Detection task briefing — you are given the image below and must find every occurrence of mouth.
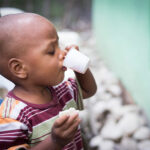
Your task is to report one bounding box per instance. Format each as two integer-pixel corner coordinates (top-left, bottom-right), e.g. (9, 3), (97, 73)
(62, 66), (67, 71)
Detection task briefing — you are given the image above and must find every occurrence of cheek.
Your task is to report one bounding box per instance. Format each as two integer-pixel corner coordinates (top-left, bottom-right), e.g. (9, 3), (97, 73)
(27, 55), (61, 78)
(45, 60), (61, 78)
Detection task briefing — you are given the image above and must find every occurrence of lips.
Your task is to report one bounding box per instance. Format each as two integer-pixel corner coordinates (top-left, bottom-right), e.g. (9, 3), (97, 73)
(62, 66), (67, 71)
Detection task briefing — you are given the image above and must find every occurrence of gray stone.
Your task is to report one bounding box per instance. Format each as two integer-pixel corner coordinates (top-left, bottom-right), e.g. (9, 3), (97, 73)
(111, 105), (141, 121)
(106, 84), (122, 96)
(117, 113), (144, 136)
(138, 140), (150, 150)
(121, 137), (138, 150)
(79, 110), (89, 126)
(133, 126), (150, 141)
(101, 119), (123, 140)
(89, 135), (102, 148)
(121, 105), (141, 116)
(99, 140), (115, 150)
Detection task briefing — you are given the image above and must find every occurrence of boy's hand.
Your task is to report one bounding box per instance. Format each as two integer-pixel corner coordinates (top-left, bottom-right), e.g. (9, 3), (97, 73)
(51, 112), (80, 148)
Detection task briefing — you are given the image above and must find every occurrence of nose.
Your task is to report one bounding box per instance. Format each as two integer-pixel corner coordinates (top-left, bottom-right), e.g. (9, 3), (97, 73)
(58, 49), (67, 60)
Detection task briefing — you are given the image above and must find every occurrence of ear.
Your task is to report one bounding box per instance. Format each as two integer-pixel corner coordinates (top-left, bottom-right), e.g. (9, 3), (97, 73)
(8, 58), (28, 79)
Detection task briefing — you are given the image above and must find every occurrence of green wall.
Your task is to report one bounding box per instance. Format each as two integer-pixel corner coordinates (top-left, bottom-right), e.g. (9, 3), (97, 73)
(93, 0), (150, 116)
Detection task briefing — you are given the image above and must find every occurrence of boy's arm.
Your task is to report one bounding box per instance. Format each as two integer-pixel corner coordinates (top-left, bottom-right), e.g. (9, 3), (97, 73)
(75, 69), (97, 99)
(29, 113), (80, 150)
(65, 45), (97, 99)
(28, 135), (62, 150)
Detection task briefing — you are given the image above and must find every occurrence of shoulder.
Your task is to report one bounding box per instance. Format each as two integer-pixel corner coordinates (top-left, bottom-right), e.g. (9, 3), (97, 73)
(0, 96), (29, 136)
(52, 78), (79, 104)
(0, 95), (28, 120)
(53, 78), (78, 91)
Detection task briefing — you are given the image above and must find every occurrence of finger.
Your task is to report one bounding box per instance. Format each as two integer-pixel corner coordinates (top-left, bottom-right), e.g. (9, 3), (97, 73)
(63, 118), (81, 137)
(67, 112), (79, 125)
(64, 49), (68, 55)
(55, 112), (79, 131)
(54, 115), (69, 127)
(65, 46), (70, 51)
(74, 45), (79, 50)
(70, 111), (79, 119)
(65, 45), (79, 51)
(65, 115), (80, 131)
(59, 49), (68, 60)
(70, 118), (81, 133)
(64, 113), (79, 129)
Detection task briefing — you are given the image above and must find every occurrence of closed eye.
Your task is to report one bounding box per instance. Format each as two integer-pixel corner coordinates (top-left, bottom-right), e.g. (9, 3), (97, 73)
(47, 49), (55, 55)
(48, 51), (55, 55)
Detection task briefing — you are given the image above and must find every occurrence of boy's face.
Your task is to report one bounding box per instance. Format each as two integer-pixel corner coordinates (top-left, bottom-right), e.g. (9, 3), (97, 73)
(20, 17), (66, 86)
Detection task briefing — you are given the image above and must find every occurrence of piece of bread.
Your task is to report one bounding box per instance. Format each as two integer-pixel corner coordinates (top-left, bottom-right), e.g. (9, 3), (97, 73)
(59, 108), (79, 117)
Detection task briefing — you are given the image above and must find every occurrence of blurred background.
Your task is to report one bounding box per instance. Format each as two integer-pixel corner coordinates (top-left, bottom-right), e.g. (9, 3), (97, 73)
(0, 0), (150, 150)
(0, 0), (92, 31)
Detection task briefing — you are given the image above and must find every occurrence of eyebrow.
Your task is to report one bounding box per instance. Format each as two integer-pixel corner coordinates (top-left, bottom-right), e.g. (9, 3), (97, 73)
(46, 36), (58, 50)
(51, 36), (59, 43)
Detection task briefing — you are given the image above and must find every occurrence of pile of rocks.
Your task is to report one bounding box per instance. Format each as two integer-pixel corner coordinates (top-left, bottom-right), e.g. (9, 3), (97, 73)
(58, 30), (150, 150)
(79, 32), (150, 150)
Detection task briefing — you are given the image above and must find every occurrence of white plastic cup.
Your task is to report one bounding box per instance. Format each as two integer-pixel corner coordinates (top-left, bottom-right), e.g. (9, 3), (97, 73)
(63, 48), (90, 74)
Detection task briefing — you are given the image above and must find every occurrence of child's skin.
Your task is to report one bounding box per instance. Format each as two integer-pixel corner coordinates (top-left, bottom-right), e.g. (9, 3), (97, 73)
(0, 13), (97, 150)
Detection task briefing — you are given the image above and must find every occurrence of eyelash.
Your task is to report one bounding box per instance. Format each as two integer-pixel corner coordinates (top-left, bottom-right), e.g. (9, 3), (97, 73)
(48, 49), (55, 55)
(48, 43), (58, 55)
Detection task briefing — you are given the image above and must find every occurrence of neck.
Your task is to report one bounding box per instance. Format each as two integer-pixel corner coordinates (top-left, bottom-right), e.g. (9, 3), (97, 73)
(12, 85), (53, 104)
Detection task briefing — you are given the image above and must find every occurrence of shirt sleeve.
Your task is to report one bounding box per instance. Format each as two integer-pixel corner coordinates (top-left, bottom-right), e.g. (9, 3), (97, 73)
(67, 78), (79, 102)
(0, 118), (30, 150)
(68, 78), (84, 110)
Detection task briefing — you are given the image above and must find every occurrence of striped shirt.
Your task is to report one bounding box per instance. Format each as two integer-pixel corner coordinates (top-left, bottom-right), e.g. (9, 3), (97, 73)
(0, 78), (83, 150)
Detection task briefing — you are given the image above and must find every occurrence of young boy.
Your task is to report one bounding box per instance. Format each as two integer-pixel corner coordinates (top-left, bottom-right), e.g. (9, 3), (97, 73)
(0, 13), (97, 150)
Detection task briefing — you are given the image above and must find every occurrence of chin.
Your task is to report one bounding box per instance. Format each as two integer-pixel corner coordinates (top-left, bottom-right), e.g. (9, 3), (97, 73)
(55, 75), (65, 85)
(59, 76), (65, 83)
